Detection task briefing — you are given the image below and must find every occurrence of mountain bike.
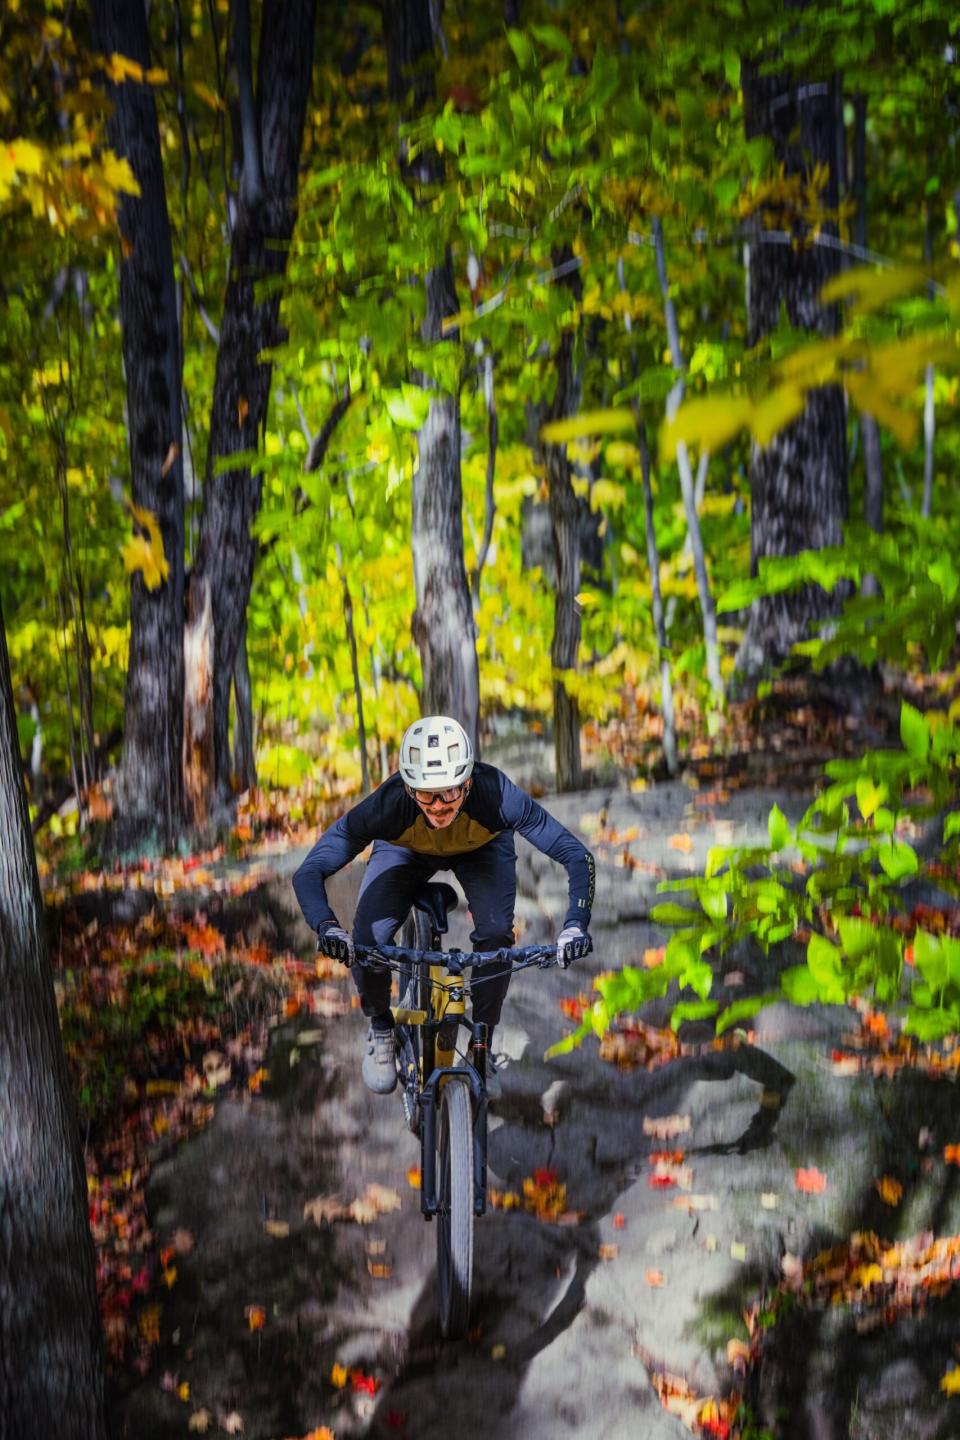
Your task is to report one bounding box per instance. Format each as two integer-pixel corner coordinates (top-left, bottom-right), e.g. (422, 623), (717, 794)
(352, 881), (556, 1339)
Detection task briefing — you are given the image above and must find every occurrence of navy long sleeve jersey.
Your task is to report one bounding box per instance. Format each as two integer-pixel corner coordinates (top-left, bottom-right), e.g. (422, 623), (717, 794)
(292, 762), (595, 932)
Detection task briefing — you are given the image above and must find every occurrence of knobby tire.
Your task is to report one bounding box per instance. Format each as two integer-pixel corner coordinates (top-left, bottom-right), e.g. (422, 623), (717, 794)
(437, 1077), (474, 1339)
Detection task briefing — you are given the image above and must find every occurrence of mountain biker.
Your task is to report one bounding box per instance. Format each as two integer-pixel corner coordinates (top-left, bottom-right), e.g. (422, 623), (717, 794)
(292, 714), (595, 1099)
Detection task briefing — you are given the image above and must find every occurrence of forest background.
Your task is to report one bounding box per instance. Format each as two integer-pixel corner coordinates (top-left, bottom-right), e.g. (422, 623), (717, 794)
(4, 0), (960, 1434)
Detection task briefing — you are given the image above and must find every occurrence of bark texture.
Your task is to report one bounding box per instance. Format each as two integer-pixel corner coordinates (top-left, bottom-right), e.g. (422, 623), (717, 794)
(90, 0), (185, 844)
(183, 573), (214, 829)
(412, 255), (480, 746)
(543, 254), (584, 792)
(739, 63), (848, 675)
(0, 600), (108, 1439)
(384, 0), (480, 750)
(194, 0), (317, 803)
(852, 92), (883, 593)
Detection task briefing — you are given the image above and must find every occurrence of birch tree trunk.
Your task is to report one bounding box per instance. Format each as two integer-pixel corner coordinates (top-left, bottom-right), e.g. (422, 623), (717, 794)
(384, 0), (480, 750)
(652, 218), (723, 703)
(0, 598), (108, 1439)
(90, 0), (185, 846)
(194, 0), (317, 807)
(738, 62), (848, 676)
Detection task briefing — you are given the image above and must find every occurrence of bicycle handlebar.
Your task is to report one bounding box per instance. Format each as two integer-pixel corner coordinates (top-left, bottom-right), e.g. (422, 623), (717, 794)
(352, 941), (559, 975)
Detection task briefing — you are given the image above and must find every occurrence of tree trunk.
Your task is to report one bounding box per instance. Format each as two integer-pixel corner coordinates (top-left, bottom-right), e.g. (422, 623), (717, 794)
(852, 92), (883, 600)
(412, 255), (480, 746)
(90, 0), (185, 845)
(653, 217), (723, 703)
(738, 63), (848, 676)
(232, 616), (256, 793)
(0, 598), (108, 1439)
(638, 423), (678, 777)
(183, 573), (214, 830)
(194, 0), (317, 808)
(384, 0), (480, 750)
(543, 254), (584, 792)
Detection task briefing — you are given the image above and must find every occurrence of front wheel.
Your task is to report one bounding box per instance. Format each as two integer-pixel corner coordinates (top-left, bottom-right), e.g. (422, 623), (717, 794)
(436, 1078), (474, 1339)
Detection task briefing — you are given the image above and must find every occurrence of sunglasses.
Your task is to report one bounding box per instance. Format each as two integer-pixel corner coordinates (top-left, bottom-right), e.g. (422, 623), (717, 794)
(407, 783), (467, 807)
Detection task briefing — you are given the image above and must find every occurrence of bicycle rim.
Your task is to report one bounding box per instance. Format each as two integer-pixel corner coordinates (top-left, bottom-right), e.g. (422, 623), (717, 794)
(436, 1078), (474, 1339)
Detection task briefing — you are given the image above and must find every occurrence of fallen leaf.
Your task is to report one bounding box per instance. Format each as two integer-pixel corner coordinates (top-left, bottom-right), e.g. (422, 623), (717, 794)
(613, 1212), (626, 1229)
(669, 832), (694, 853)
(221, 1414), (244, 1436)
(643, 946), (666, 969)
(644, 1268), (665, 1287)
(178, 1382), (190, 1402)
(598, 1243), (619, 1262)
(876, 1176), (903, 1206)
(188, 1410), (211, 1434)
(727, 1338), (751, 1369)
(643, 1114), (691, 1140)
(406, 1166), (422, 1189)
(330, 1363), (349, 1390)
(244, 1305), (266, 1332)
(795, 1166), (827, 1194)
(781, 1253), (804, 1290)
(730, 1241), (747, 1262)
(941, 1367), (960, 1396)
(263, 1220), (290, 1238)
(491, 1344), (506, 1361)
(760, 1192), (778, 1209)
(945, 1145), (960, 1166)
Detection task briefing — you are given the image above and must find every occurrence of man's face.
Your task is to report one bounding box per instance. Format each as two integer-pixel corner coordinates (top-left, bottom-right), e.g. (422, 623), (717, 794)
(409, 780), (471, 829)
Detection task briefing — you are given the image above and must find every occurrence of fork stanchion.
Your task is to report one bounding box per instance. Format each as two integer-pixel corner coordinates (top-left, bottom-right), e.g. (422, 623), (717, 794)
(470, 1020), (489, 1216)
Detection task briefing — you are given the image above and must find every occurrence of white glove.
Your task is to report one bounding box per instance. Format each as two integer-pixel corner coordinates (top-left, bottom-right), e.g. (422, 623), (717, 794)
(556, 924), (591, 969)
(318, 922), (355, 965)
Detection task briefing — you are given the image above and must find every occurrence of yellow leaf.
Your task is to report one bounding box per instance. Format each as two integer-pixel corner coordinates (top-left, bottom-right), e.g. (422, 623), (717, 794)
(750, 384), (806, 447)
(820, 262), (926, 315)
(604, 440), (640, 468)
(192, 82), (225, 111)
(845, 373), (919, 450)
(774, 334), (853, 388)
(330, 1362), (350, 1389)
(660, 393), (752, 457)
(188, 1410), (212, 1434)
(540, 408), (636, 444)
(941, 1367), (960, 1396)
(99, 149), (141, 198)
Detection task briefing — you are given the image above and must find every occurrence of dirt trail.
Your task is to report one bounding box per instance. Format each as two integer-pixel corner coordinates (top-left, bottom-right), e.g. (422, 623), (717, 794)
(113, 777), (960, 1440)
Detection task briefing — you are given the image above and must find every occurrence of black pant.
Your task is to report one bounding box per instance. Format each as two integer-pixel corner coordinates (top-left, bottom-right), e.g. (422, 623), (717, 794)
(350, 832), (517, 1030)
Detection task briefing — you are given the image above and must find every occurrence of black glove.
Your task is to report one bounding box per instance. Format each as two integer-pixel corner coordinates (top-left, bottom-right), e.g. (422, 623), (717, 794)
(556, 924), (592, 969)
(317, 921), (355, 965)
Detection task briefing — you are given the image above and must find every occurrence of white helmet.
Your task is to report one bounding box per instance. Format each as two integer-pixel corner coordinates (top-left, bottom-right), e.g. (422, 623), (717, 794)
(399, 715), (474, 789)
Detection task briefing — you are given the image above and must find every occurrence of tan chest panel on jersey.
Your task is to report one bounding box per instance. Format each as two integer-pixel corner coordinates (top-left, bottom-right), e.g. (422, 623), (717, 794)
(393, 811), (501, 857)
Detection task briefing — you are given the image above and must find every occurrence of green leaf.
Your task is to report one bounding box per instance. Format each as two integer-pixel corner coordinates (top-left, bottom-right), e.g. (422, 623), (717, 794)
(807, 932), (842, 986)
(529, 22), (572, 55)
(855, 776), (887, 820)
(670, 999), (720, 1032)
(904, 1006), (960, 1042)
(900, 701), (930, 761)
(698, 881), (727, 923)
(781, 964), (820, 1005)
(877, 840), (918, 881)
(945, 813), (960, 842)
(715, 992), (778, 1036)
(506, 28), (536, 70)
(913, 929), (947, 989)
(678, 952), (714, 999)
(383, 383), (431, 430)
(767, 803), (791, 851)
(837, 915), (878, 961)
(651, 901), (698, 925)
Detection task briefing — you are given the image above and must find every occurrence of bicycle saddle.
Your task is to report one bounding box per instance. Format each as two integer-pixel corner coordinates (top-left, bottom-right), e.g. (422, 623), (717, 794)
(412, 881), (459, 935)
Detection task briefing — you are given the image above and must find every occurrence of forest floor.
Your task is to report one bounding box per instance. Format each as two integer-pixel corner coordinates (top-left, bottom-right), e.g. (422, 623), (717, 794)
(51, 729), (960, 1440)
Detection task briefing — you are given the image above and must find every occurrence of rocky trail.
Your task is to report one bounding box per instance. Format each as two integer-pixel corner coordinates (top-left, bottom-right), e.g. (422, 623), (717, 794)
(108, 772), (960, 1440)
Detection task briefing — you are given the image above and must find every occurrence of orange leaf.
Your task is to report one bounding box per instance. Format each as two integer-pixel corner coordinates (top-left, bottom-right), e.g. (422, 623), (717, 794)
(669, 832), (694, 853)
(244, 1304), (266, 1332)
(237, 395), (249, 429)
(160, 441), (180, 478)
(643, 946), (666, 969)
(644, 1268), (665, 1287)
(875, 1176), (903, 1206)
(795, 1166), (827, 1194)
(944, 1144), (960, 1166)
